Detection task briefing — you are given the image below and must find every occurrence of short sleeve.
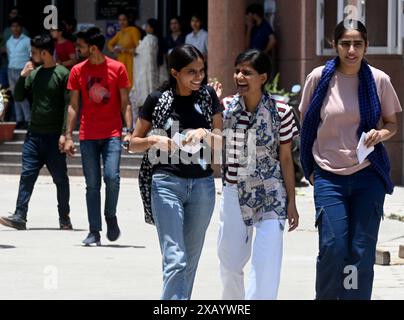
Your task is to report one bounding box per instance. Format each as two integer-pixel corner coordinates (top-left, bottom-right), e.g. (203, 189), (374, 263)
(25, 37), (31, 57)
(298, 67), (323, 117)
(278, 104), (299, 144)
(67, 66), (81, 91)
(118, 63), (131, 89)
(185, 33), (192, 45)
(380, 76), (402, 118)
(203, 32), (208, 55)
(139, 92), (160, 122)
(207, 86), (224, 115)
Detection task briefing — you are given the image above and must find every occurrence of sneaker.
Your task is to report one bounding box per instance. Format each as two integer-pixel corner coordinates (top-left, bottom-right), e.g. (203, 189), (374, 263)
(0, 214), (27, 230)
(82, 231), (101, 247)
(106, 216), (121, 242)
(59, 215), (73, 230)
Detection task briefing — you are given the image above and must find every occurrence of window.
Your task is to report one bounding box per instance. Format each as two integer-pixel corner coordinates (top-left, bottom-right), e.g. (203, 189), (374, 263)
(317, 0), (403, 55)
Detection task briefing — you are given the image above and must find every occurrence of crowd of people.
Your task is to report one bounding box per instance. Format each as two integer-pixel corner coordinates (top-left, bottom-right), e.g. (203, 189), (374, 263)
(0, 4), (402, 302)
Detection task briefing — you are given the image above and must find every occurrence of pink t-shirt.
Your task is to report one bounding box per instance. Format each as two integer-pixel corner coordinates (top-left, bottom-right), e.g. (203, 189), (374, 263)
(299, 66), (402, 175)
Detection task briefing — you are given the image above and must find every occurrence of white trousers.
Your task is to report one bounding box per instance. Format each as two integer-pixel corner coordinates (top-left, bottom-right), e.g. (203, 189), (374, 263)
(217, 185), (284, 300)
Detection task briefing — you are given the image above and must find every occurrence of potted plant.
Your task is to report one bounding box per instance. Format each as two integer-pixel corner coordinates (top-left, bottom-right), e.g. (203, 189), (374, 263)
(0, 86), (16, 142)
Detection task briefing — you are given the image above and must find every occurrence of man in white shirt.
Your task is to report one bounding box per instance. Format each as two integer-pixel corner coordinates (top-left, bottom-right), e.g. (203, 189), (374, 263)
(185, 14), (208, 59)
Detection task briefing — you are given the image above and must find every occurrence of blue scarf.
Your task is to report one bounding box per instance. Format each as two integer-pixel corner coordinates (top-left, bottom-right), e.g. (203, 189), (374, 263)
(300, 57), (393, 194)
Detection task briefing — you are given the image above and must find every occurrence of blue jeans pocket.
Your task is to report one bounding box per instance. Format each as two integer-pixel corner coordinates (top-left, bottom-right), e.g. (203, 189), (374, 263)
(151, 172), (179, 191)
(152, 172), (173, 181)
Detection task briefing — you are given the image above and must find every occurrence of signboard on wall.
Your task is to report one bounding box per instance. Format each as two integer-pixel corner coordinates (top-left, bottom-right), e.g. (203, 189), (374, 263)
(106, 22), (121, 39)
(96, 0), (139, 20)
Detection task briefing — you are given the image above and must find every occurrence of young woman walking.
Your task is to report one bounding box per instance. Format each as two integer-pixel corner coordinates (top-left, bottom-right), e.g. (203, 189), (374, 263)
(218, 49), (299, 300)
(300, 21), (402, 300)
(130, 44), (223, 300)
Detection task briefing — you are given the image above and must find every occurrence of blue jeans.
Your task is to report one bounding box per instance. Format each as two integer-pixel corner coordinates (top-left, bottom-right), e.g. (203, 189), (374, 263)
(313, 166), (386, 300)
(80, 137), (121, 232)
(15, 132), (70, 220)
(151, 172), (216, 300)
(8, 68), (30, 123)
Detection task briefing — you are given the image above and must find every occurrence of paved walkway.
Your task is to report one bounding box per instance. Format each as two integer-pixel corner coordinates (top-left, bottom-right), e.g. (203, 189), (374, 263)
(0, 175), (403, 300)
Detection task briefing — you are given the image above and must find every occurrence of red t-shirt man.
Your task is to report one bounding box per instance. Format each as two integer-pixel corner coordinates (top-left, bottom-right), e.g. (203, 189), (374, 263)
(67, 56), (130, 141)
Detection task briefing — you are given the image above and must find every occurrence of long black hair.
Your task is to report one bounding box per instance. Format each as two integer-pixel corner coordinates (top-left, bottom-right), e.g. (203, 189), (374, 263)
(160, 44), (206, 91)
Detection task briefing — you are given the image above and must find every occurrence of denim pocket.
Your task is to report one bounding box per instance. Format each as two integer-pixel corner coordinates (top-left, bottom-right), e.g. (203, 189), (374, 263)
(364, 203), (384, 241)
(152, 173), (172, 180)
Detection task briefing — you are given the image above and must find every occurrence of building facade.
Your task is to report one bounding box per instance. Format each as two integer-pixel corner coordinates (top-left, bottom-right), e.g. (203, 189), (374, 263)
(1, 0), (403, 184)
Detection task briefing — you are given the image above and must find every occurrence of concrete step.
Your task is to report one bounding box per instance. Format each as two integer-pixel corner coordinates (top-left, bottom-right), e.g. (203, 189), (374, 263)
(0, 163), (140, 178)
(0, 151), (144, 167)
(0, 130), (144, 178)
(0, 141), (25, 152)
(0, 141), (82, 153)
(12, 130), (80, 142)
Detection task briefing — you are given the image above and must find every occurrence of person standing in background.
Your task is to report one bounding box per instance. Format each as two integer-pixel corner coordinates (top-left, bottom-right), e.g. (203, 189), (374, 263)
(245, 4), (277, 55)
(51, 24), (78, 70)
(130, 18), (168, 127)
(164, 17), (186, 55)
(185, 14), (208, 60)
(7, 16), (31, 129)
(1, 7), (29, 88)
(108, 12), (142, 87)
(62, 17), (78, 43)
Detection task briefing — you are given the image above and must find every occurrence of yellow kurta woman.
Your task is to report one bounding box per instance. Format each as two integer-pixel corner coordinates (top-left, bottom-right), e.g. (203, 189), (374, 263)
(108, 13), (141, 86)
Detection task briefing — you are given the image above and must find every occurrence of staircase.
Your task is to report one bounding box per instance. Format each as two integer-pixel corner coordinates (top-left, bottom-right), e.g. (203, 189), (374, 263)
(0, 130), (143, 178)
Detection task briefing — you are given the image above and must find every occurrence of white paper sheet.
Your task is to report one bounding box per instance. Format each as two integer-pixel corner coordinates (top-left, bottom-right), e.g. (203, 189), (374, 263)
(357, 132), (375, 164)
(172, 132), (203, 154)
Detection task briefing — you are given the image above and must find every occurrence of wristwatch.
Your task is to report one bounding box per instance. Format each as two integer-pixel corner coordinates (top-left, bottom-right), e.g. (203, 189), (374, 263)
(125, 127), (135, 135)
